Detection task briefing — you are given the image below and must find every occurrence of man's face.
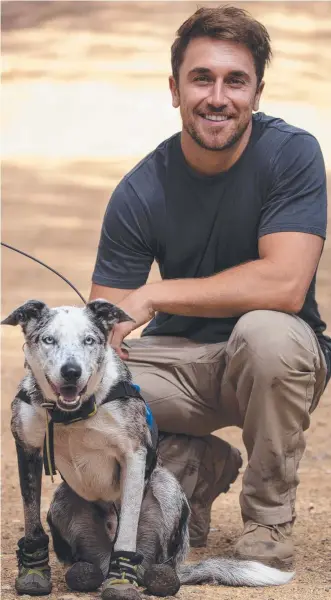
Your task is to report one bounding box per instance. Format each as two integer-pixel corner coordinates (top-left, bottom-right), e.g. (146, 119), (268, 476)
(169, 37), (264, 152)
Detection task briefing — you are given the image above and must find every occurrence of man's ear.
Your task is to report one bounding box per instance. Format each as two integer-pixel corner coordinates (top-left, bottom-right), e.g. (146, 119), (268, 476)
(169, 75), (180, 108)
(253, 80), (265, 112)
(86, 299), (135, 331)
(1, 300), (48, 327)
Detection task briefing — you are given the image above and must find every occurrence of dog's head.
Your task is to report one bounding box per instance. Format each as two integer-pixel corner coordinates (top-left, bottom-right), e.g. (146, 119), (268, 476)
(2, 299), (133, 412)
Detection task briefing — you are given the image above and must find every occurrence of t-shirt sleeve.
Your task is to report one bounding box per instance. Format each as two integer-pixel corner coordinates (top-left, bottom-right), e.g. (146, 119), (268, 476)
(92, 180), (154, 289)
(258, 133), (327, 239)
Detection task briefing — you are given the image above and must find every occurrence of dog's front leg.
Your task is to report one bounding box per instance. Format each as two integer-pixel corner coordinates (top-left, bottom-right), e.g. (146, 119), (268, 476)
(115, 448), (146, 552)
(16, 441), (44, 540)
(10, 393), (52, 595)
(102, 448), (146, 600)
(14, 439), (52, 595)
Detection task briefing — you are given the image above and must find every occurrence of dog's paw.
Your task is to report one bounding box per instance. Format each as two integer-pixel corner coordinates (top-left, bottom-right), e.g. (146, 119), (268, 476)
(15, 568), (52, 596)
(144, 564), (180, 597)
(65, 561), (104, 592)
(101, 581), (141, 600)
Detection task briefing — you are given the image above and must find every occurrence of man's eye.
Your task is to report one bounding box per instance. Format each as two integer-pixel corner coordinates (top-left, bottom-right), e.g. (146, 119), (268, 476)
(228, 78), (245, 86)
(42, 336), (55, 345)
(193, 76), (211, 83)
(84, 336), (95, 346)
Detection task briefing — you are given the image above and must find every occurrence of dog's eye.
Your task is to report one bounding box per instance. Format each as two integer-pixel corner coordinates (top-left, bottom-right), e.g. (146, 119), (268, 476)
(84, 336), (95, 346)
(42, 336), (55, 345)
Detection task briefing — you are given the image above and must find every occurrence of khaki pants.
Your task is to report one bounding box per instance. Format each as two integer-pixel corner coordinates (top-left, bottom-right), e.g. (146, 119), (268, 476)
(125, 310), (328, 526)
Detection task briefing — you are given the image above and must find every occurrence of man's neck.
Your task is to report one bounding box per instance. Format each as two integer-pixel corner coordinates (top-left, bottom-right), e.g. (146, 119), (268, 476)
(180, 120), (252, 176)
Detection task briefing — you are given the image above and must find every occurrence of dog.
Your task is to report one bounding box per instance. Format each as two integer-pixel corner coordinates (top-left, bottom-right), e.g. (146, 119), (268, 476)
(2, 299), (294, 598)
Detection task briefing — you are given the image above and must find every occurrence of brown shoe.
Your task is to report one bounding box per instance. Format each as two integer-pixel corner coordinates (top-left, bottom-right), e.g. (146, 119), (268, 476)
(233, 519), (294, 570)
(189, 439), (242, 548)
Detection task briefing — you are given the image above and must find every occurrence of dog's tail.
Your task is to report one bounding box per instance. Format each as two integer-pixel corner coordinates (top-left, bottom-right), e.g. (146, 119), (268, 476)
(178, 557), (294, 587)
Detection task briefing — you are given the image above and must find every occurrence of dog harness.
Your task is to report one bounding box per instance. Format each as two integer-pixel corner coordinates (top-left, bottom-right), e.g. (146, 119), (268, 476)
(17, 382), (158, 482)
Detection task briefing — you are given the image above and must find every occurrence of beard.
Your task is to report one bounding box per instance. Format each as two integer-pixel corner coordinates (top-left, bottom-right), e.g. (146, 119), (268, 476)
(184, 115), (251, 152)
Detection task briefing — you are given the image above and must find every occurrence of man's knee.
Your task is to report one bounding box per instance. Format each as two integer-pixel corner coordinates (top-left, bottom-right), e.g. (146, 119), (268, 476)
(228, 310), (318, 377)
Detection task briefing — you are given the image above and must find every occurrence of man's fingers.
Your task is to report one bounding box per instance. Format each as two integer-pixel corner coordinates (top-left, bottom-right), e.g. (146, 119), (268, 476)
(111, 324), (125, 348)
(110, 322), (133, 360)
(114, 347), (129, 360)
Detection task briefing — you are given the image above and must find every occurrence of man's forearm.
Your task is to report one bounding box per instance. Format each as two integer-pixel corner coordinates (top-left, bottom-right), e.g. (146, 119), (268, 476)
(145, 258), (302, 318)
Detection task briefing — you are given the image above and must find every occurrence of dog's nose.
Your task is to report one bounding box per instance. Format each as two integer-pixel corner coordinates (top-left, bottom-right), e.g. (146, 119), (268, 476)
(61, 362), (82, 382)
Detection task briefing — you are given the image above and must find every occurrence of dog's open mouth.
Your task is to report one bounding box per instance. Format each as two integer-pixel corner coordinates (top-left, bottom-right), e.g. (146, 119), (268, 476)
(58, 385), (82, 411)
(46, 376), (85, 411)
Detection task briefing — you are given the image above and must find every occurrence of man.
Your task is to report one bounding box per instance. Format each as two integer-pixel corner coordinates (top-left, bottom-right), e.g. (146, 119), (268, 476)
(90, 6), (330, 569)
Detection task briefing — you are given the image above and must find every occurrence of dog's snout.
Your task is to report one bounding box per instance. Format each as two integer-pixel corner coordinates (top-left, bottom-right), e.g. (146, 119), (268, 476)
(61, 362), (82, 382)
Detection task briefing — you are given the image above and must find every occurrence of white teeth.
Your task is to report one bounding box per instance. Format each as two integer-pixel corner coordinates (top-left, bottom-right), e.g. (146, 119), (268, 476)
(204, 115), (228, 122)
(59, 394), (80, 403)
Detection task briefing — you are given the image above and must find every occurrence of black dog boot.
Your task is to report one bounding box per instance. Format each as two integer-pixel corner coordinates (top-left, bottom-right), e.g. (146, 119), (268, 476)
(65, 560), (104, 592)
(101, 551), (142, 600)
(15, 536), (52, 596)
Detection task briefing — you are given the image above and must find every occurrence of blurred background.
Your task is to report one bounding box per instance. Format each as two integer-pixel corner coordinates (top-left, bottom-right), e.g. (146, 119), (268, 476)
(2, 1), (331, 309)
(1, 3), (331, 598)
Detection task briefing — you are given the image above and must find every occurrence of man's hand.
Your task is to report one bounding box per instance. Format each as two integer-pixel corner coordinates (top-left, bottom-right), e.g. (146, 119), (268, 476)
(110, 287), (155, 359)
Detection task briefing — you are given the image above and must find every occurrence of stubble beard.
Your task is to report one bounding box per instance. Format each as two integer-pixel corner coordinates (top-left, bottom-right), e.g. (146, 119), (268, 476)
(185, 115), (251, 152)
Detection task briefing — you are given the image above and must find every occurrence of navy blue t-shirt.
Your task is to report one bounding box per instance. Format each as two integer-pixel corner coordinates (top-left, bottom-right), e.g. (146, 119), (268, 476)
(92, 113), (331, 367)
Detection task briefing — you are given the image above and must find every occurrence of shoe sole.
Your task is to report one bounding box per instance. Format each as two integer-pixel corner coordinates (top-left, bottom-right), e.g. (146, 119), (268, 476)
(15, 583), (52, 596)
(234, 552), (294, 571)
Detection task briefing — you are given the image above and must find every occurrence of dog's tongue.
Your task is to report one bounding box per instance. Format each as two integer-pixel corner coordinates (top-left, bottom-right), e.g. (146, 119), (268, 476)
(59, 385), (79, 403)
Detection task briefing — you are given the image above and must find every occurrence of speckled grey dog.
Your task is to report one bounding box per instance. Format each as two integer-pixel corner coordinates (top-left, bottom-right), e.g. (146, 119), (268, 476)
(2, 300), (294, 599)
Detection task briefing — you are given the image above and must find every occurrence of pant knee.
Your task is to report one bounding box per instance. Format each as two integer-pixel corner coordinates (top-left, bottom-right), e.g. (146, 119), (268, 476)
(229, 310), (317, 377)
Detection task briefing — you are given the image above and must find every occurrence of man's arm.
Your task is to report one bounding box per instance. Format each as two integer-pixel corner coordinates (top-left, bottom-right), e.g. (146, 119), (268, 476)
(146, 231), (323, 317)
(89, 284), (134, 305)
(110, 231), (323, 355)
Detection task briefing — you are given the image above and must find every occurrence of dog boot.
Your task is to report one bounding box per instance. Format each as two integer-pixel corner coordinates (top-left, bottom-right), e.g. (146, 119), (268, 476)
(15, 536), (52, 596)
(101, 551), (142, 600)
(65, 560), (104, 591)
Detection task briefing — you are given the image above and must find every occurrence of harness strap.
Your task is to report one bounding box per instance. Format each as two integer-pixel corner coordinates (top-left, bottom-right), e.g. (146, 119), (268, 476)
(16, 388), (31, 405)
(42, 395), (98, 479)
(43, 413), (56, 480)
(17, 383), (158, 480)
(101, 381), (143, 403)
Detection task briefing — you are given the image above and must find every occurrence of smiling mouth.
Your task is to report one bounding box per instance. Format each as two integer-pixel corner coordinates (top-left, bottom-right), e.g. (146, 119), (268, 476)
(200, 114), (231, 122)
(46, 376), (87, 411)
(58, 385), (82, 411)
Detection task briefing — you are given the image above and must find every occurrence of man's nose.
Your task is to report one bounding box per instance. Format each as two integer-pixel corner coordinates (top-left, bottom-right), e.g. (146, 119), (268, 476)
(61, 362), (82, 382)
(209, 80), (227, 108)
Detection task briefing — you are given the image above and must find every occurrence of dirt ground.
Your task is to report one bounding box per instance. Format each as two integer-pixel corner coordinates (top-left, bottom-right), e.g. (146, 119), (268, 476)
(1, 2), (331, 600)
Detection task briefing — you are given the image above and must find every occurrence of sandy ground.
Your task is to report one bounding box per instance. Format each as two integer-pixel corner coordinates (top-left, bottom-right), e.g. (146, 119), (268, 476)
(1, 2), (331, 599)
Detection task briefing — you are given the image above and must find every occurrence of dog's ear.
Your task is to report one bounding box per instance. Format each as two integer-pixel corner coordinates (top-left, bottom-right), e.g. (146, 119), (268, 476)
(1, 300), (48, 327)
(86, 299), (135, 330)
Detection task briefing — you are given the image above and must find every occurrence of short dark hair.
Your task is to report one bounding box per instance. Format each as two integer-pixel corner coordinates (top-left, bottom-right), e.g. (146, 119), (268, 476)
(171, 5), (272, 85)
